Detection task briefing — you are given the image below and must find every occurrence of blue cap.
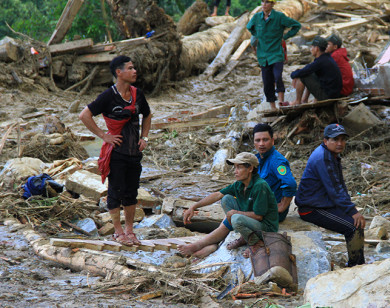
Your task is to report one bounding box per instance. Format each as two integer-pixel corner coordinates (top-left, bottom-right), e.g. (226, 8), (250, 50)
(324, 124), (349, 138)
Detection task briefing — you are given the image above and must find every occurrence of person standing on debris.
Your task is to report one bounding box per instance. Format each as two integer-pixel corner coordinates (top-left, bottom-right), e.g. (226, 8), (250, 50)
(79, 55), (152, 246)
(289, 36), (342, 106)
(296, 124), (365, 267)
(211, 0), (230, 16)
(253, 123), (297, 222)
(178, 152), (278, 258)
(326, 34), (354, 96)
(247, 0), (301, 110)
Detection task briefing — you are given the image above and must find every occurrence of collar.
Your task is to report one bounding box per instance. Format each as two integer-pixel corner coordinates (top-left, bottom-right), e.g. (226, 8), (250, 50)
(237, 173), (260, 192)
(258, 146), (275, 160)
(261, 9), (273, 20)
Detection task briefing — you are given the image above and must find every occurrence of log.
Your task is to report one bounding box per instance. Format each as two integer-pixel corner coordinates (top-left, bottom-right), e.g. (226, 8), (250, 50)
(346, 0), (383, 13)
(321, 0), (386, 10)
(202, 12), (250, 79)
(49, 38), (94, 54)
(177, 0), (210, 35)
(78, 52), (116, 63)
(0, 42), (19, 62)
(48, 0), (84, 45)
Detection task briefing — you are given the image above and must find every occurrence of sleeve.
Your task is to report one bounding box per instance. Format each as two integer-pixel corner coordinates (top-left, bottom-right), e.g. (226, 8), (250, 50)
(136, 89), (151, 117)
(313, 156), (356, 213)
(87, 89), (112, 116)
(291, 59), (321, 79)
(220, 183), (236, 196)
(281, 14), (301, 40)
(272, 159), (297, 198)
(247, 14), (259, 36)
(252, 181), (272, 216)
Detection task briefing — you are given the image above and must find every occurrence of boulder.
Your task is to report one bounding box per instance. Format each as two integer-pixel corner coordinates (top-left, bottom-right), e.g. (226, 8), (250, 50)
(135, 214), (176, 229)
(65, 170), (107, 201)
(369, 216), (390, 230)
(365, 226), (388, 240)
(304, 259), (390, 307)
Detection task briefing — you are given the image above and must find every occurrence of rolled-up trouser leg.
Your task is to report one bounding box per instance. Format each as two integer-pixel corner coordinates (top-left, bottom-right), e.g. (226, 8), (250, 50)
(346, 227), (365, 267)
(221, 195), (240, 231)
(231, 214), (265, 245)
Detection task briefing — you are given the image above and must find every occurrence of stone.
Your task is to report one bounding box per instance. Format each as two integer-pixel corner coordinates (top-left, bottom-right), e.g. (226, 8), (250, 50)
(75, 218), (98, 236)
(342, 103), (382, 133)
(65, 170), (107, 201)
(290, 231), (331, 289)
(137, 188), (160, 209)
(369, 216), (390, 230)
(375, 241), (390, 253)
(365, 226), (388, 240)
(98, 222), (115, 236)
(135, 214), (176, 229)
(304, 259), (390, 307)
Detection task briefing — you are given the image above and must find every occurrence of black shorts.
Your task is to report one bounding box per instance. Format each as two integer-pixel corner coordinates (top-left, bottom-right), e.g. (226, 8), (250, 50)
(107, 151), (142, 210)
(300, 73), (328, 101)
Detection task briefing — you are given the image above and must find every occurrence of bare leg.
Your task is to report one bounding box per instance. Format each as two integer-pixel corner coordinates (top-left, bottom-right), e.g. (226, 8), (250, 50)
(211, 6), (218, 16)
(278, 91), (285, 103)
(269, 102), (276, 110)
(178, 223), (230, 256)
(290, 78), (305, 106)
(225, 6), (230, 15)
(109, 207), (124, 235)
(193, 244), (219, 258)
(123, 204), (140, 244)
(301, 88), (310, 104)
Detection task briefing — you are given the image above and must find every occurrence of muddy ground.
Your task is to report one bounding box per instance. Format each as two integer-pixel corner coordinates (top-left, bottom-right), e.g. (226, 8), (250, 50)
(1, 5), (390, 307)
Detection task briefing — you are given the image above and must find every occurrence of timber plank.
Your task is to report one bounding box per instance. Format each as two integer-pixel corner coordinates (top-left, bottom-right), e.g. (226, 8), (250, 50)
(78, 52), (117, 63)
(322, 0), (386, 10)
(49, 38), (94, 54)
(50, 238), (104, 251)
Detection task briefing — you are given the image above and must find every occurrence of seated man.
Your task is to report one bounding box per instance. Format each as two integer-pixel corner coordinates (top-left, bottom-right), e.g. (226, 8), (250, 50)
(178, 152), (279, 258)
(253, 123), (297, 222)
(326, 34), (354, 96)
(295, 124), (365, 267)
(289, 36), (342, 106)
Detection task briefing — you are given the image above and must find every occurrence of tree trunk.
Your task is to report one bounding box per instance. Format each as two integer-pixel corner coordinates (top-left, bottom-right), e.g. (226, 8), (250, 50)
(177, 0), (210, 35)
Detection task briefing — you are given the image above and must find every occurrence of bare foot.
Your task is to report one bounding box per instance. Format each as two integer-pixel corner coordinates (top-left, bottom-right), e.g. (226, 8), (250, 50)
(177, 243), (201, 256)
(289, 100), (301, 106)
(227, 236), (246, 250)
(211, 13), (217, 16)
(193, 244), (218, 258)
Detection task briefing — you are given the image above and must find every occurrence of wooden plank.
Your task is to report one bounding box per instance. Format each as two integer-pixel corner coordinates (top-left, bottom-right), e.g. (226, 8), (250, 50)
(21, 111), (46, 120)
(50, 238), (105, 251)
(321, 0), (386, 10)
(190, 105), (232, 120)
(346, 0), (383, 14)
(311, 19), (369, 31)
(48, 0), (84, 45)
(301, 31), (318, 40)
(148, 239), (172, 251)
(230, 39), (251, 61)
(49, 38), (94, 54)
(78, 52), (117, 63)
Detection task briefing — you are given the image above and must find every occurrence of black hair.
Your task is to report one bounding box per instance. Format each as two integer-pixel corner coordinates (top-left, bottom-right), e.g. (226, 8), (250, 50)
(243, 163), (258, 175)
(109, 55), (132, 78)
(318, 45), (327, 52)
(253, 123), (273, 138)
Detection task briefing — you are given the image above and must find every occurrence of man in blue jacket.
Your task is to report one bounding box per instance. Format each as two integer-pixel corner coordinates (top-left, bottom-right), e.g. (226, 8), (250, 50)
(296, 124), (365, 267)
(289, 36), (342, 106)
(253, 123), (297, 222)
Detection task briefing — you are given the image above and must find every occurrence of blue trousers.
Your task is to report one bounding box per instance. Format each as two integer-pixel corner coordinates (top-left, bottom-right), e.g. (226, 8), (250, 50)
(261, 61), (285, 103)
(221, 195), (266, 245)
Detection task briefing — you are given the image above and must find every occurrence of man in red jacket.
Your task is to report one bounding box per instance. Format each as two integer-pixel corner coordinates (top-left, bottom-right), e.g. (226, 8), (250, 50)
(326, 34), (354, 96)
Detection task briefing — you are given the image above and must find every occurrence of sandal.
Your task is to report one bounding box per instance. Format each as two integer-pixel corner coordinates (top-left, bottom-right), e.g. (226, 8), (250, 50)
(112, 233), (133, 246)
(279, 101), (290, 107)
(227, 236), (246, 250)
(125, 231), (141, 245)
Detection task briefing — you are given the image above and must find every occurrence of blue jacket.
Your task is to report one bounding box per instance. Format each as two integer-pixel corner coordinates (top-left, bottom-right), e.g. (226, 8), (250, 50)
(295, 143), (357, 215)
(256, 147), (297, 204)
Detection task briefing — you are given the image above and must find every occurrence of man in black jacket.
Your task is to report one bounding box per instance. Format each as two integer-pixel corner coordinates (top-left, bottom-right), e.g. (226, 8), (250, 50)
(289, 36), (342, 106)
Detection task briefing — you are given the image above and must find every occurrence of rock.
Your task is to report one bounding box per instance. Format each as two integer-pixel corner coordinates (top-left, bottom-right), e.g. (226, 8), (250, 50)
(369, 216), (390, 230)
(43, 115), (66, 134)
(68, 99), (80, 113)
(135, 214), (176, 229)
(65, 170), (107, 201)
(75, 218), (98, 236)
(304, 259), (390, 307)
(137, 188), (160, 209)
(162, 255), (189, 268)
(0, 157), (47, 189)
(98, 222), (114, 236)
(290, 231), (331, 289)
(375, 241), (390, 253)
(365, 226), (388, 240)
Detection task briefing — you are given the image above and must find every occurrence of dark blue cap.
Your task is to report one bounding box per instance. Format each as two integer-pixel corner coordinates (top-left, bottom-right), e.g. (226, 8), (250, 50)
(324, 124), (349, 138)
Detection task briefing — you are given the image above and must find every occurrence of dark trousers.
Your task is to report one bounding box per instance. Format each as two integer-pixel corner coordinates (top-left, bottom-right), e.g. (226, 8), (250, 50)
(107, 151), (142, 210)
(261, 61), (285, 103)
(214, 0), (231, 6)
(299, 207), (365, 267)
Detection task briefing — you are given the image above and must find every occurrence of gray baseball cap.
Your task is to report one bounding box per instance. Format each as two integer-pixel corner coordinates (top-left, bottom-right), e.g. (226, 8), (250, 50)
(226, 152), (259, 167)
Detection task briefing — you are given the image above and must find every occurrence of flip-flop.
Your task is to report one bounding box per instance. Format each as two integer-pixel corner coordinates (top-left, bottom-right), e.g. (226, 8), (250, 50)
(279, 102), (290, 107)
(227, 236), (247, 250)
(125, 231), (141, 245)
(112, 233), (133, 246)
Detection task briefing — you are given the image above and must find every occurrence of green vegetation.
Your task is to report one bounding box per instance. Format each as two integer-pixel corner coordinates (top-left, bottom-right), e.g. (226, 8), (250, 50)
(0, 0), (261, 43)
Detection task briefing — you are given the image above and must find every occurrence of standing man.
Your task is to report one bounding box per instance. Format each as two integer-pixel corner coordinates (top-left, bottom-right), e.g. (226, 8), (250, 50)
(79, 55), (152, 246)
(289, 36), (342, 106)
(253, 123), (297, 222)
(178, 152), (278, 258)
(326, 34), (354, 96)
(296, 124), (365, 267)
(247, 0), (301, 110)
(211, 0), (230, 16)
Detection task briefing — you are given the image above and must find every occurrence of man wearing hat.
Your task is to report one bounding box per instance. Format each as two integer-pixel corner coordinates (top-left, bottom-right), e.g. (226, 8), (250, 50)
(289, 36), (342, 106)
(295, 124), (365, 267)
(326, 34), (354, 96)
(178, 152), (279, 258)
(247, 0), (301, 110)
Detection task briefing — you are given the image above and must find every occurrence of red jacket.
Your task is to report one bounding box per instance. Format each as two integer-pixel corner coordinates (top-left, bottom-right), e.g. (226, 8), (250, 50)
(331, 48), (354, 96)
(98, 86), (137, 183)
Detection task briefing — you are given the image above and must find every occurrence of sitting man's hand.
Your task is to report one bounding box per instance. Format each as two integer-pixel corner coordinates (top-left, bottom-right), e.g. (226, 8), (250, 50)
(352, 212), (366, 229)
(183, 207), (195, 225)
(226, 209), (239, 224)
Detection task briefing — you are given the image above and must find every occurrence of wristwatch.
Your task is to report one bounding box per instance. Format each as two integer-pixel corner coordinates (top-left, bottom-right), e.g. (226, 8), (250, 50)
(141, 136), (149, 142)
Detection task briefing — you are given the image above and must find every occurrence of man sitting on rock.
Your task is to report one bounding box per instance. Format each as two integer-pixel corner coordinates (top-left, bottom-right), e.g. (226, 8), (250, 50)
(289, 36), (342, 106)
(253, 123), (297, 222)
(295, 124), (365, 267)
(326, 34), (354, 97)
(178, 152), (279, 258)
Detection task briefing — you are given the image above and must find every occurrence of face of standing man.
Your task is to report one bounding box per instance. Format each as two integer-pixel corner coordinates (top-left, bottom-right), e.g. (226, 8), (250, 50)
(262, 0), (275, 15)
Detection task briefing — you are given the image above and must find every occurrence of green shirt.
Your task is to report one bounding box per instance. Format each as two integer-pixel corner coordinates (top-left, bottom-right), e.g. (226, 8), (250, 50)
(220, 174), (279, 232)
(247, 9), (301, 66)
